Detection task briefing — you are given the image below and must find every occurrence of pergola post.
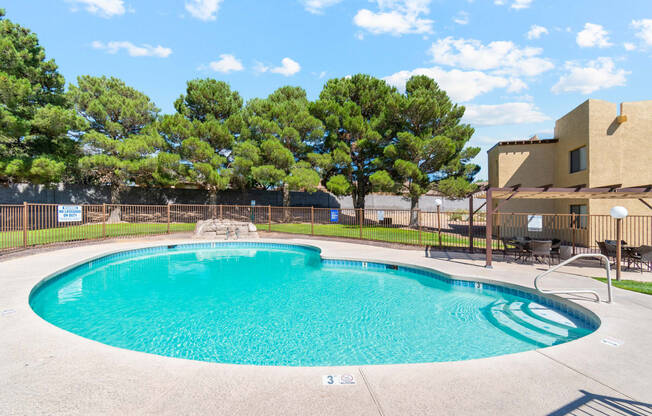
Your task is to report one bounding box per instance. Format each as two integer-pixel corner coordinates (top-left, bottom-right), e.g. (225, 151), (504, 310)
(468, 195), (474, 253)
(485, 189), (493, 268)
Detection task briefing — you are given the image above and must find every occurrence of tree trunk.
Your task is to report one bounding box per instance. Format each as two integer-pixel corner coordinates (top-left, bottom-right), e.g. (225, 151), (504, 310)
(352, 184), (365, 224)
(282, 183), (291, 222)
(110, 183), (120, 204)
(209, 189), (218, 219)
(409, 195), (419, 228)
(107, 183), (121, 223)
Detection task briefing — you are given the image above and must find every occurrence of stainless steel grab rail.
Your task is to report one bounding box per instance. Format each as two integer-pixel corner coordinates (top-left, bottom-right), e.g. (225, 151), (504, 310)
(534, 253), (613, 303)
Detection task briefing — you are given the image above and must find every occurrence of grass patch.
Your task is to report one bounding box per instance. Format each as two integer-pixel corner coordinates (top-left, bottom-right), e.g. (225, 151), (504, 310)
(0, 223), (195, 250)
(593, 277), (652, 295)
(256, 222), (498, 249)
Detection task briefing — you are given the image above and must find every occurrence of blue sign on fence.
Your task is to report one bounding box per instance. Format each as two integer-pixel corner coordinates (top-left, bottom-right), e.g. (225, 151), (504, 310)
(330, 210), (339, 222)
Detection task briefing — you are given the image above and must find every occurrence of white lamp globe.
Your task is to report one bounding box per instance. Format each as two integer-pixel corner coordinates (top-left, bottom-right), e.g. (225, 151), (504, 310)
(435, 198), (443, 207)
(610, 206), (628, 219)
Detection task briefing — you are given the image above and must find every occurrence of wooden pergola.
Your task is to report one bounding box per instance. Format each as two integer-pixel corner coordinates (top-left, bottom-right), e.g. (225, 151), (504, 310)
(479, 185), (652, 268)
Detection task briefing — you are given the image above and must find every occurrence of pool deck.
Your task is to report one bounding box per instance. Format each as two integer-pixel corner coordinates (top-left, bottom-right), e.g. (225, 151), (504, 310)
(1, 237), (651, 415)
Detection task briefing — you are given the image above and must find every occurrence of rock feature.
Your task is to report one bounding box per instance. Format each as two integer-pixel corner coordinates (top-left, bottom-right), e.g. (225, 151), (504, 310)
(193, 219), (259, 240)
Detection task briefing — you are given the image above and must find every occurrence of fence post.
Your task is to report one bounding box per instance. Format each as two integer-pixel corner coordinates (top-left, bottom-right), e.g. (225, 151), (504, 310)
(417, 210), (422, 245)
(571, 213), (576, 256)
(485, 190), (493, 268)
(616, 217), (623, 281)
(468, 195), (474, 253)
(102, 203), (107, 238)
(437, 205), (442, 249)
(219, 204), (223, 220)
(311, 206), (315, 236)
(268, 205), (272, 232)
(23, 202), (28, 248)
(359, 208), (363, 239)
(497, 212), (501, 252)
(167, 204), (171, 234)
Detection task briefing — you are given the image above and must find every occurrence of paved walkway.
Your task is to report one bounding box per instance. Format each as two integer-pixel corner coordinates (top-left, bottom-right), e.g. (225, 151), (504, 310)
(1, 237), (651, 415)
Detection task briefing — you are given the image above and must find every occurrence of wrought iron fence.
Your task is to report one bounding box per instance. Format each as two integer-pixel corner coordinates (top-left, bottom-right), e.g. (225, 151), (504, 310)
(492, 213), (652, 255)
(1, 203), (650, 255)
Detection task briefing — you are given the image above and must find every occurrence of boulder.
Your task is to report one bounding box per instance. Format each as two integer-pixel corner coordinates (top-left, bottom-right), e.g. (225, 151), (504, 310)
(193, 219), (259, 240)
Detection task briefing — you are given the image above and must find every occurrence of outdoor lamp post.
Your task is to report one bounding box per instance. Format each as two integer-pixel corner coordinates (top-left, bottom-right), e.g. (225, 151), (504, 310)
(610, 206), (628, 281)
(435, 199), (443, 248)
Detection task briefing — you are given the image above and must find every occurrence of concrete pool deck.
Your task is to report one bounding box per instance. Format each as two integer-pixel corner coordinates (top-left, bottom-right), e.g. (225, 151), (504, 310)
(1, 238), (651, 415)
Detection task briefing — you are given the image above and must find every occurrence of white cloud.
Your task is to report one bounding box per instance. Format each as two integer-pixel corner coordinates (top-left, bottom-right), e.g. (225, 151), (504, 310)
(301, 0), (342, 14)
(632, 19), (652, 46)
(464, 102), (549, 126)
(453, 11), (469, 25)
(353, 0), (434, 36)
(552, 57), (628, 94)
(527, 25), (548, 40)
(429, 37), (554, 77)
(205, 54), (243, 73)
(383, 67), (517, 102)
(511, 0), (533, 9)
(270, 58), (302, 76)
(495, 0), (533, 10)
(576, 23), (612, 48)
(92, 41), (172, 58)
(67, 0), (125, 17)
(185, 0), (223, 21)
(253, 61), (270, 74)
(624, 42), (636, 51)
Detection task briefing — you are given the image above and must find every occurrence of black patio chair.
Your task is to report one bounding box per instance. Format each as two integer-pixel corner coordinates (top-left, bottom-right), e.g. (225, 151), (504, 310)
(527, 240), (552, 267)
(501, 238), (520, 260)
(597, 241), (616, 267)
(636, 245), (652, 273)
(551, 239), (562, 264)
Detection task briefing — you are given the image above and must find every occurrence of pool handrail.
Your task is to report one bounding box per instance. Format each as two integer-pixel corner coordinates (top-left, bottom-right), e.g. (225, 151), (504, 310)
(534, 253), (613, 304)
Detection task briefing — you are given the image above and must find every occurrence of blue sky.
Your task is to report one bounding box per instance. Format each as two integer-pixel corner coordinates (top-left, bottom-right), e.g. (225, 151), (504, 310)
(5, 0), (652, 179)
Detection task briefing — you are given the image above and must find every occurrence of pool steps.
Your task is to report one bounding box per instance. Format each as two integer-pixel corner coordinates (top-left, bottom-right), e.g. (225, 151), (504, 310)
(487, 300), (590, 347)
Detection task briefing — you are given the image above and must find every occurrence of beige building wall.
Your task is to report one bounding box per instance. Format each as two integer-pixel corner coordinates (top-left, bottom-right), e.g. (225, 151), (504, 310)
(584, 99), (652, 215)
(487, 142), (557, 213)
(488, 99), (652, 217)
(553, 99), (591, 188)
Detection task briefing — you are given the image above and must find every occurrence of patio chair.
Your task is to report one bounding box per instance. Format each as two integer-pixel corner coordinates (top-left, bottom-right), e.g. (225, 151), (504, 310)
(527, 240), (553, 267)
(551, 239), (562, 264)
(597, 241), (616, 266)
(637, 245), (652, 273)
(501, 238), (520, 260)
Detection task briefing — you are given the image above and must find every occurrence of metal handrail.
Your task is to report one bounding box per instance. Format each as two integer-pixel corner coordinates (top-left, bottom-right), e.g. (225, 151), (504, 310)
(534, 253), (613, 303)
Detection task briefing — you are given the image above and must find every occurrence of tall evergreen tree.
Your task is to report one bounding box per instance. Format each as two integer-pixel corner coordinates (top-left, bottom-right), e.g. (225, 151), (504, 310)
(310, 74), (397, 212)
(0, 9), (85, 184)
(381, 75), (480, 225)
(235, 86), (323, 208)
(165, 79), (243, 205)
(69, 75), (173, 202)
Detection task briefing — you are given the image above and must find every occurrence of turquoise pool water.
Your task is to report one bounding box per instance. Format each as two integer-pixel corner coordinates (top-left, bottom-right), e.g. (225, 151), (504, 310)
(30, 243), (596, 366)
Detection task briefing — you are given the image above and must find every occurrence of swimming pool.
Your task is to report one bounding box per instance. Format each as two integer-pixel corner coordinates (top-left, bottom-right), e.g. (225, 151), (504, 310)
(29, 243), (598, 366)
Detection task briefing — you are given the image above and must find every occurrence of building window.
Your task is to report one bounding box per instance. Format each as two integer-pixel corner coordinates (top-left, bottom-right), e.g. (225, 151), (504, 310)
(570, 146), (587, 173)
(570, 204), (588, 229)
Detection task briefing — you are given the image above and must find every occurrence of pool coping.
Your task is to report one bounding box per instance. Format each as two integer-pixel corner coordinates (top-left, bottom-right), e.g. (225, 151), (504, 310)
(2, 237), (651, 415)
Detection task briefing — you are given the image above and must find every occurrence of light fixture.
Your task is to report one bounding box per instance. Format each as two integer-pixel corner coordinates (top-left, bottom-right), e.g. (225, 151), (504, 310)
(434, 199), (443, 207)
(610, 206), (628, 281)
(610, 206), (628, 219)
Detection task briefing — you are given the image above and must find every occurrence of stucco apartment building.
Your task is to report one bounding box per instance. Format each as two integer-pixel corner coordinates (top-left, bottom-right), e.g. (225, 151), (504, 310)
(488, 99), (652, 218)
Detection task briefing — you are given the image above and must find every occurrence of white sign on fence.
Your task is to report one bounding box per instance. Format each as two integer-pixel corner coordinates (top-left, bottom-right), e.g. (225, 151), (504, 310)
(527, 215), (543, 232)
(57, 205), (82, 222)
